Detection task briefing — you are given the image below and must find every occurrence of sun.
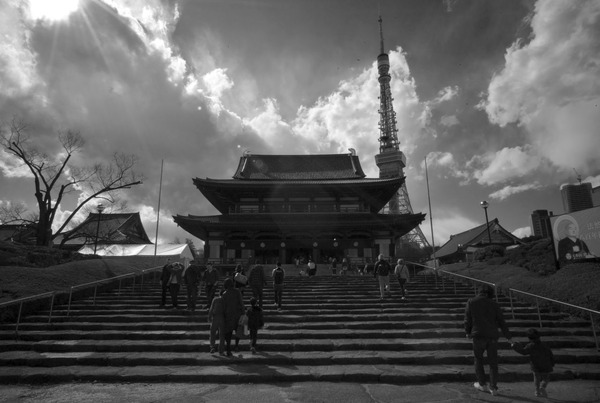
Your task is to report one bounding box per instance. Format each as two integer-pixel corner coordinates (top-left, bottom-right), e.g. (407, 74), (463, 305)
(28, 0), (80, 22)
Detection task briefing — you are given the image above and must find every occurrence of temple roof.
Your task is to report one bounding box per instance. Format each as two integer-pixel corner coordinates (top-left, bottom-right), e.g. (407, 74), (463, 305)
(232, 154), (366, 180)
(174, 212), (426, 241)
(193, 176), (404, 214)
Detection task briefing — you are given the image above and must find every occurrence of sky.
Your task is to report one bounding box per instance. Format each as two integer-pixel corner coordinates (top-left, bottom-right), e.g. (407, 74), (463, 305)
(1, 0), (600, 250)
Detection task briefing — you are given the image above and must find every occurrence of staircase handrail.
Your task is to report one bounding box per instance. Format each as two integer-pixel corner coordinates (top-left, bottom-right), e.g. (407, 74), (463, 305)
(429, 264), (599, 351)
(0, 265), (163, 340)
(507, 288), (599, 351)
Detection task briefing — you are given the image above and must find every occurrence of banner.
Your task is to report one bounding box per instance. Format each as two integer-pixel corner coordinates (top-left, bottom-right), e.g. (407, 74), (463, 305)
(550, 206), (600, 267)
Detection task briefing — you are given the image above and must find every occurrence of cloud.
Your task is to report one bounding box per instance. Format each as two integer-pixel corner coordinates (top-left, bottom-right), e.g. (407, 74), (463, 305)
(469, 146), (543, 186)
(440, 115), (459, 127)
(512, 226), (531, 239)
(292, 47), (429, 177)
(424, 151), (469, 182)
(480, 0), (600, 175)
(489, 183), (543, 201)
(431, 86), (459, 105)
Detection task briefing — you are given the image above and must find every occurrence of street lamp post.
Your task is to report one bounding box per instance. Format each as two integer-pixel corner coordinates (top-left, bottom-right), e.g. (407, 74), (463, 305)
(480, 200), (492, 244)
(93, 203), (105, 255)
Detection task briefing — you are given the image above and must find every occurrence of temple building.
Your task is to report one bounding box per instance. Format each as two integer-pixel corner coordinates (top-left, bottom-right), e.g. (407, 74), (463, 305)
(173, 152), (425, 266)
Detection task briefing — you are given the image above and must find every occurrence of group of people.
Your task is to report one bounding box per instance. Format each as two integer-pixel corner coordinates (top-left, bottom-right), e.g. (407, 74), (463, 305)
(162, 257), (554, 396)
(373, 254), (410, 300)
(160, 259), (218, 312)
(160, 259), (287, 356)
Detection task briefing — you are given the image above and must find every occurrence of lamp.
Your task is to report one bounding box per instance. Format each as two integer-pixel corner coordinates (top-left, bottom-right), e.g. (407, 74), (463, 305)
(93, 203), (105, 255)
(480, 200), (491, 244)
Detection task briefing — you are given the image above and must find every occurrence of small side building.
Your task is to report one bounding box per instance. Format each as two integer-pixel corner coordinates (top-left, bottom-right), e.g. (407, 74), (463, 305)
(57, 212), (152, 251)
(435, 218), (524, 264)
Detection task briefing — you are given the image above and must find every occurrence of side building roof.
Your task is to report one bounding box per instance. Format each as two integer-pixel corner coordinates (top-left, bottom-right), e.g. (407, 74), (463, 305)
(435, 218), (524, 259)
(57, 212), (152, 249)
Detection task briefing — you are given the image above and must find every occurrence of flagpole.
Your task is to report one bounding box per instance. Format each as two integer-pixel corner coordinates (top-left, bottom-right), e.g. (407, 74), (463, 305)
(425, 155), (437, 269)
(153, 159), (164, 265)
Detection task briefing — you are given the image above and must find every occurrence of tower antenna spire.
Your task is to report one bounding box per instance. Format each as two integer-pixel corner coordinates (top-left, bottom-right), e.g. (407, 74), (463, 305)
(378, 15), (385, 55)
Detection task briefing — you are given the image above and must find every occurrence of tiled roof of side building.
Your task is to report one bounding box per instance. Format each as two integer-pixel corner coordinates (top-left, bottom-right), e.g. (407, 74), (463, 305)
(232, 154), (366, 180)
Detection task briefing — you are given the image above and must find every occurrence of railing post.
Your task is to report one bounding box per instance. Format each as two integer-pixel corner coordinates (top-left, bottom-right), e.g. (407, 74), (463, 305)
(67, 287), (74, 316)
(118, 279), (122, 295)
(494, 285), (499, 303)
(15, 301), (23, 341)
(536, 297), (542, 328)
(48, 293), (55, 324)
(140, 272), (145, 291)
(453, 279), (457, 295)
(509, 289), (515, 320)
(132, 276), (136, 293)
(590, 313), (598, 351)
(93, 285), (98, 306)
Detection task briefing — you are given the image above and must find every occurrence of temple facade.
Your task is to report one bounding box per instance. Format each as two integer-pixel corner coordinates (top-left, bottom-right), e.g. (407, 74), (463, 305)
(174, 152), (425, 266)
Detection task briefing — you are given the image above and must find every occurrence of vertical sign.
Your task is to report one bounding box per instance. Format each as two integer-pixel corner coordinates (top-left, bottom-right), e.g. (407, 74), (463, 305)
(550, 205), (600, 267)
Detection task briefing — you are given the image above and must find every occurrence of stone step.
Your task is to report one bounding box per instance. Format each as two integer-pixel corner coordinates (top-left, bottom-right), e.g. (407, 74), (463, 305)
(1, 326), (595, 342)
(1, 273), (598, 385)
(2, 320), (591, 333)
(0, 363), (598, 384)
(1, 336), (596, 353)
(0, 349), (597, 367)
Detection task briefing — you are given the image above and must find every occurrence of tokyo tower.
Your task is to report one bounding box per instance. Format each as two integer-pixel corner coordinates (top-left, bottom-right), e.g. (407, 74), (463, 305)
(374, 16), (430, 249)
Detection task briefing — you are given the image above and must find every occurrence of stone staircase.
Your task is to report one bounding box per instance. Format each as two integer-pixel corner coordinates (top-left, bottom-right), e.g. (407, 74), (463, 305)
(0, 273), (599, 384)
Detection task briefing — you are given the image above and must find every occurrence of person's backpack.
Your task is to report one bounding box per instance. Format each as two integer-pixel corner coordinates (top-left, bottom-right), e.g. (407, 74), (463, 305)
(274, 268), (284, 285)
(377, 261), (390, 276)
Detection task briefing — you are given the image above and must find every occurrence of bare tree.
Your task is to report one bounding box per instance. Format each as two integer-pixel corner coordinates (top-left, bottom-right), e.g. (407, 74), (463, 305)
(0, 118), (143, 246)
(0, 201), (36, 225)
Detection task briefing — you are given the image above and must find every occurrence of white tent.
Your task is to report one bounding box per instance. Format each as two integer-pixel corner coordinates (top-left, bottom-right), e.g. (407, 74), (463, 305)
(78, 244), (194, 266)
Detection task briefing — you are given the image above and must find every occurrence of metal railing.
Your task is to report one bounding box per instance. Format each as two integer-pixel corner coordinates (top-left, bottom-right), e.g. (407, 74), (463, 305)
(431, 265), (599, 351)
(0, 265), (162, 340)
(507, 288), (600, 351)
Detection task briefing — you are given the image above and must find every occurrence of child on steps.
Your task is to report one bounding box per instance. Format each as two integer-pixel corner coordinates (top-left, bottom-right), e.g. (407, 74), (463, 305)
(511, 328), (555, 397)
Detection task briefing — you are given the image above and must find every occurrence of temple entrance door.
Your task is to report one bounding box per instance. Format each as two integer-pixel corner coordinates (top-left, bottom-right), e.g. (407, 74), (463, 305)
(319, 248), (342, 265)
(289, 248), (311, 266)
(254, 249), (279, 265)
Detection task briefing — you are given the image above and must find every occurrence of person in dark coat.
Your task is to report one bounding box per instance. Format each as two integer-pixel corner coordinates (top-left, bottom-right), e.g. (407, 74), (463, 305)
(247, 264), (267, 308)
(203, 263), (219, 309)
(512, 328), (555, 397)
(183, 262), (201, 312)
(221, 277), (245, 357)
(464, 285), (512, 396)
(159, 259), (172, 307)
(167, 262), (183, 309)
(233, 264), (248, 296)
(208, 291), (225, 355)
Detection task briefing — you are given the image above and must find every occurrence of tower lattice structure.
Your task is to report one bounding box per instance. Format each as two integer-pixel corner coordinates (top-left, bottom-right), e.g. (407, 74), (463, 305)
(374, 16), (430, 249)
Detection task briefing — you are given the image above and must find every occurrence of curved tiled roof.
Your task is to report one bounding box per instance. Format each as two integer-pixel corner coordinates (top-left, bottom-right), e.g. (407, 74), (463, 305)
(232, 154), (366, 180)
